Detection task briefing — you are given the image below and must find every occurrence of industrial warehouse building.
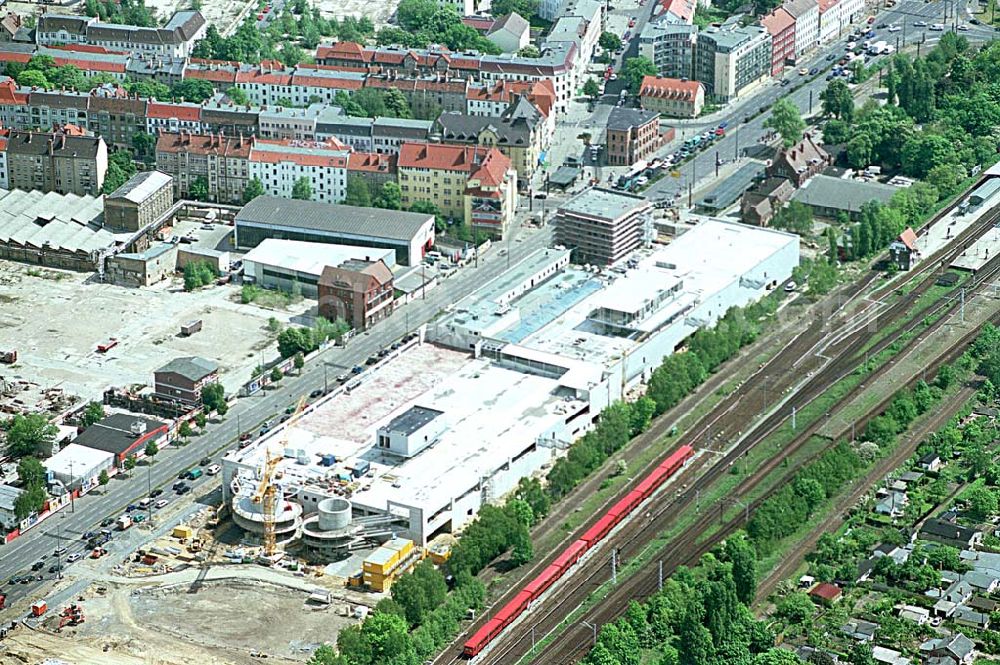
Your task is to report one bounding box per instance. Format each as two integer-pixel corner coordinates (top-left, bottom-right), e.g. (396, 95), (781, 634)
(45, 443), (115, 494)
(234, 196), (435, 266)
(0, 188), (117, 271)
(241, 238), (395, 300)
(103, 170), (175, 232)
(73, 413), (169, 465)
(223, 217), (799, 547)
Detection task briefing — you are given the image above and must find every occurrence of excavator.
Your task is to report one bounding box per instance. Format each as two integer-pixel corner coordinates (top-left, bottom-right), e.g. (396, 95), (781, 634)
(57, 604), (84, 631)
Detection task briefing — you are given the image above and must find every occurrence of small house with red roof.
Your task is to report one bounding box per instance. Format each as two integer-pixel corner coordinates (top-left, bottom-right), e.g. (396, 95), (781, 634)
(809, 582), (843, 606)
(889, 227), (919, 271)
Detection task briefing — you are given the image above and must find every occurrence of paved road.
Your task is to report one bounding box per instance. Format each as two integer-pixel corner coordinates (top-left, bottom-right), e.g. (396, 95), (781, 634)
(0, 222), (555, 613)
(641, 0), (981, 202)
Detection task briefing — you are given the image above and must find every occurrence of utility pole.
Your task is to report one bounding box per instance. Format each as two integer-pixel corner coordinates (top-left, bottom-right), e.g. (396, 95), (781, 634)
(715, 151), (720, 177)
(791, 405), (797, 431)
(658, 560), (664, 591)
(582, 621), (598, 646)
(69, 461), (75, 513)
(612, 549), (618, 585)
(808, 89), (813, 114)
(323, 364), (328, 394)
(960, 287), (965, 323)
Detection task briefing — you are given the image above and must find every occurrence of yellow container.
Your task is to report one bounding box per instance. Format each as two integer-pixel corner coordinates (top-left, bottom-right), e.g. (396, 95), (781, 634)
(172, 525), (194, 539)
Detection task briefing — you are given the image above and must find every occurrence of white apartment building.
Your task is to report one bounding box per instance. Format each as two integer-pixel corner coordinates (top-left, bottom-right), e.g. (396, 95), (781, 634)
(817, 0), (843, 44)
(784, 0), (819, 56)
(249, 140), (349, 204)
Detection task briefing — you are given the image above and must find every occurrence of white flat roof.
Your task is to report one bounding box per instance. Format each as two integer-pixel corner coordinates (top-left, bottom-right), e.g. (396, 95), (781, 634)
(952, 226), (1000, 271)
(229, 356), (582, 516)
(45, 443), (114, 476)
(518, 219), (797, 366)
(242, 238), (395, 277)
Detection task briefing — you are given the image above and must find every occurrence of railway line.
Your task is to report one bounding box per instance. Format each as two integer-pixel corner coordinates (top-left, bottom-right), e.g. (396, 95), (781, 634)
(435, 201), (1000, 665)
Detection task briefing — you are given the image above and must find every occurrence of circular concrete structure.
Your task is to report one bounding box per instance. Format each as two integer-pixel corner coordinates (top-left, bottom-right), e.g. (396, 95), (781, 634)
(231, 493), (303, 546)
(317, 498), (352, 531)
(301, 498), (357, 561)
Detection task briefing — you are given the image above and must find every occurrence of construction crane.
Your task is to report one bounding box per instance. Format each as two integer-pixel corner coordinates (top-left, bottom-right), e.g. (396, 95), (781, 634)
(252, 396), (307, 559)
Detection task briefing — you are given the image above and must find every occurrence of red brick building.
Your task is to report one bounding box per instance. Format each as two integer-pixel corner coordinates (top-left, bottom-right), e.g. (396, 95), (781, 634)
(605, 107), (662, 167)
(761, 8), (796, 76)
(318, 260), (395, 331)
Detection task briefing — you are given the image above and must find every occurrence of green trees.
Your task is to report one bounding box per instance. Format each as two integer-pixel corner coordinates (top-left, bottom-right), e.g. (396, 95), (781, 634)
(379, 0), (500, 53)
(599, 32), (622, 52)
(623, 56), (657, 94)
(124, 454), (138, 476)
(491, 0), (539, 17)
(292, 177), (313, 200)
(7, 413), (57, 458)
(278, 327), (315, 358)
(775, 591), (815, 623)
(375, 182), (402, 210)
(965, 485), (998, 521)
(80, 401), (105, 427)
(771, 201), (813, 236)
(125, 79), (170, 99)
(183, 261), (216, 291)
(448, 502), (533, 578)
(344, 176), (373, 207)
(98, 469), (110, 488)
(243, 178), (265, 204)
(202, 382), (227, 414)
(725, 534), (758, 605)
(189, 176), (210, 201)
(764, 98), (805, 148)
(270, 367), (283, 383)
(820, 79), (854, 122)
(144, 440), (159, 462)
(583, 77), (601, 100)
(391, 560), (448, 625)
(85, 0), (155, 25)
(169, 79), (215, 103)
(102, 151), (137, 195)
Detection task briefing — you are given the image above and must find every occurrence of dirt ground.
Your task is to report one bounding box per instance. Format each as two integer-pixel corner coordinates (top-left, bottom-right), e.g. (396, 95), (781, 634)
(1, 580), (353, 665)
(0, 260), (312, 402)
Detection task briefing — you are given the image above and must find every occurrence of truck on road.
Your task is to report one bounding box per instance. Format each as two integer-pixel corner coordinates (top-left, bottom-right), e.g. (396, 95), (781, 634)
(116, 515), (132, 530)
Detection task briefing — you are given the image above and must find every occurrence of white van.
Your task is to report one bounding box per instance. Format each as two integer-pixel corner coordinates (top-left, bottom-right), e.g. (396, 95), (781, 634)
(206, 464), (221, 476)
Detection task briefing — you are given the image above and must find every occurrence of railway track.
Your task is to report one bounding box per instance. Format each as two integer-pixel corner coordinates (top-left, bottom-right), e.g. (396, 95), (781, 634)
(490, 249), (1000, 665)
(435, 203), (1000, 665)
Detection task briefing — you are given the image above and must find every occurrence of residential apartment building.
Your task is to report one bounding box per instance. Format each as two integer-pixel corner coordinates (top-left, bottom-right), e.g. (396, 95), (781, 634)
(0, 135), (8, 189)
(146, 100), (202, 136)
(5, 128), (107, 195)
(638, 76), (704, 118)
(155, 131), (252, 204)
(784, 0), (819, 56)
(606, 107), (662, 166)
(761, 7), (796, 74)
(638, 21), (697, 80)
(438, 0), (491, 17)
(838, 0), (864, 29)
(257, 103), (326, 141)
(153, 356), (219, 406)
(817, 0), (843, 44)
(554, 187), (653, 265)
(347, 152), (397, 191)
(397, 142), (516, 236)
(36, 10), (206, 58)
(694, 18), (772, 102)
(248, 139), (349, 204)
(436, 95), (547, 188)
(318, 259), (395, 331)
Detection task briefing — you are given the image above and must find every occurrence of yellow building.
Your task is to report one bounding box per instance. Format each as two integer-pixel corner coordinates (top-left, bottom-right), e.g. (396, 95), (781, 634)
(362, 537), (423, 592)
(398, 142), (517, 239)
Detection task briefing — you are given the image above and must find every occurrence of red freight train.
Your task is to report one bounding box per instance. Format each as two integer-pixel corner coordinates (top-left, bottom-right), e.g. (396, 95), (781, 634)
(463, 444), (694, 658)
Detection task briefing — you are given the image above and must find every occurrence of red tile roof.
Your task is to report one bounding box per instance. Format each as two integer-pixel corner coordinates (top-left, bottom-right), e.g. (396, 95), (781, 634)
(49, 43), (128, 55)
(147, 101), (200, 122)
(898, 227), (918, 251)
(316, 41), (371, 62)
(469, 148), (511, 187)
(639, 76), (703, 101)
(348, 151), (396, 173)
(290, 73), (364, 90)
(761, 7), (796, 35)
(809, 583), (842, 602)
(0, 79), (26, 105)
(155, 131), (253, 158)
(818, 0), (840, 12)
(0, 50), (31, 64)
(52, 56), (126, 73)
(398, 142), (496, 174)
(462, 16), (496, 31)
(658, 0), (695, 22)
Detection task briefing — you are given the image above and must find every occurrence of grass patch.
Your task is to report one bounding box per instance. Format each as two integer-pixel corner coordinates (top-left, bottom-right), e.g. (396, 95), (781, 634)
(239, 283), (302, 310)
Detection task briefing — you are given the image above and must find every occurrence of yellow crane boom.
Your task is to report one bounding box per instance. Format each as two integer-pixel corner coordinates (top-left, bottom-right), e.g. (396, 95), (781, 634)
(252, 396), (308, 558)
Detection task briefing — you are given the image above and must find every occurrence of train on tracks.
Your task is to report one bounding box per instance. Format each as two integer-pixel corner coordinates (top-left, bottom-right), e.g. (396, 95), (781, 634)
(462, 444), (695, 658)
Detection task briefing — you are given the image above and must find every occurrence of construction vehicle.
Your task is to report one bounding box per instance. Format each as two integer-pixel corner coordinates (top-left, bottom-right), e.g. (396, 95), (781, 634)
(0, 350), (15, 364)
(57, 604), (84, 631)
(252, 396), (307, 562)
(30, 600), (47, 617)
(116, 514), (132, 530)
(96, 339), (118, 353)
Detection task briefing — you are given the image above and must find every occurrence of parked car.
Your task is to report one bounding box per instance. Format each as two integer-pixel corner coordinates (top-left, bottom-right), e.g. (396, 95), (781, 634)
(310, 389), (324, 398)
(101, 517), (115, 527)
(826, 52), (836, 60)
(80, 531), (95, 540)
(199, 457), (212, 467)
(913, 20), (927, 26)
(53, 546), (67, 556)
(150, 488), (163, 498)
(66, 553), (82, 563)
(798, 67), (808, 75)
(351, 366), (364, 374)
(31, 561), (44, 571)
(809, 67), (819, 75)
(155, 499), (169, 509)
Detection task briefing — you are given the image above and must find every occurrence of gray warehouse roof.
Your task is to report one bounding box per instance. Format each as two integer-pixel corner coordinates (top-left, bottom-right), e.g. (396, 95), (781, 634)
(156, 356), (219, 382)
(0, 189), (112, 254)
(383, 406), (444, 435)
(792, 175), (897, 213)
(107, 170), (173, 204)
(236, 196), (434, 243)
(607, 107), (660, 132)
